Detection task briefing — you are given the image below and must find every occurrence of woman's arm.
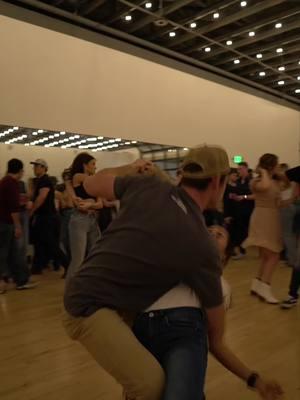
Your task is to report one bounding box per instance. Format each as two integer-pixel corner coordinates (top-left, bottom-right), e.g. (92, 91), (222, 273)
(251, 169), (272, 192)
(84, 160), (153, 200)
(206, 305), (283, 399)
(65, 173), (87, 208)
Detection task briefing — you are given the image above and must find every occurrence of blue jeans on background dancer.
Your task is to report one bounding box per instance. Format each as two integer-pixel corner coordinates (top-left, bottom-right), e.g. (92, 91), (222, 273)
(133, 307), (207, 400)
(67, 210), (100, 280)
(0, 223), (30, 286)
(281, 204), (298, 266)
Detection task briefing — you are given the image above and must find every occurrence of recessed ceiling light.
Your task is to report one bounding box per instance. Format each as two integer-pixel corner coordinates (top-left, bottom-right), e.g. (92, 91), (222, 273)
(240, 1), (247, 7)
(125, 15), (132, 22)
(204, 47), (211, 52)
(276, 48), (283, 53)
(54, 133), (60, 137)
(213, 12), (220, 19)
(298, 61), (300, 65)
(169, 31), (176, 37)
(234, 59), (240, 64)
(278, 80), (285, 85)
(256, 53), (263, 59)
(38, 129), (43, 133)
(275, 22), (282, 29)
(248, 31), (255, 37)
(297, 76), (300, 80)
(60, 131), (66, 135)
(13, 127), (19, 130)
(190, 22), (197, 28)
(145, 2), (152, 8)
(278, 66), (285, 71)
(226, 40), (233, 45)
(259, 71), (266, 77)
(295, 89), (300, 93)
(32, 132), (38, 136)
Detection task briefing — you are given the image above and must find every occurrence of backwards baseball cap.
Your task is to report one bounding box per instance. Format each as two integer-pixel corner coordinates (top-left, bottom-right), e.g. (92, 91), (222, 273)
(30, 159), (48, 169)
(181, 145), (230, 179)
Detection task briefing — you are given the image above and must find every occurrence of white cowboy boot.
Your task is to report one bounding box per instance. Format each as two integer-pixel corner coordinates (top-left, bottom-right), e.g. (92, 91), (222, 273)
(256, 281), (279, 304)
(250, 278), (260, 296)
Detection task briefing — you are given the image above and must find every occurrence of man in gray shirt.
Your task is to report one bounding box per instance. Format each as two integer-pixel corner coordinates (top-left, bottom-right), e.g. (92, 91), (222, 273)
(64, 145), (283, 400)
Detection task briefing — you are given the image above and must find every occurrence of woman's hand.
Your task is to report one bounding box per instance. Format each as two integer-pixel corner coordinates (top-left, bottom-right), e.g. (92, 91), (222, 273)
(77, 199), (95, 211)
(256, 377), (284, 400)
(132, 160), (154, 174)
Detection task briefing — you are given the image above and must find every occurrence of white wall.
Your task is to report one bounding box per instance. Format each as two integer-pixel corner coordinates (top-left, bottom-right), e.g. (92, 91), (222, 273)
(0, 15), (299, 168)
(0, 143), (138, 181)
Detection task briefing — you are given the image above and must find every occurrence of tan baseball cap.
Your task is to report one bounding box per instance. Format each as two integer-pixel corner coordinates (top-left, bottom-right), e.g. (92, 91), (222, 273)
(30, 158), (48, 169)
(181, 145), (230, 179)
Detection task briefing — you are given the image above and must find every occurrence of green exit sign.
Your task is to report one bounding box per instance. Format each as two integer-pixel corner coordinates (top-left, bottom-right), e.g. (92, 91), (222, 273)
(233, 155), (244, 163)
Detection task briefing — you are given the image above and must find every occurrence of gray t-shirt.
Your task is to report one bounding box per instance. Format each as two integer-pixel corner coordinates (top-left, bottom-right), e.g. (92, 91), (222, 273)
(64, 175), (223, 317)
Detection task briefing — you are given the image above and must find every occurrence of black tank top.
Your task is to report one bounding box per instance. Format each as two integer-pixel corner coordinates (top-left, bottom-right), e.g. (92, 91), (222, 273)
(74, 183), (94, 200)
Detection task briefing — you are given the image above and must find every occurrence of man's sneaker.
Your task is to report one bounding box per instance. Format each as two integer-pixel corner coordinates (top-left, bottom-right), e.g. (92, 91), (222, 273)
(281, 296), (298, 309)
(16, 282), (37, 291)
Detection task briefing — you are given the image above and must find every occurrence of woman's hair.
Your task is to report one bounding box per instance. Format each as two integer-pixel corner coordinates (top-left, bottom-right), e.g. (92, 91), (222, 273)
(258, 153), (278, 172)
(203, 209), (233, 265)
(68, 153), (95, 179)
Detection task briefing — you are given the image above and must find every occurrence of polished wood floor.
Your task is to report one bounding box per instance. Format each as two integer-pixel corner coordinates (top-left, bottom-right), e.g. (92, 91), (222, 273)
(0, 253), (299, 400)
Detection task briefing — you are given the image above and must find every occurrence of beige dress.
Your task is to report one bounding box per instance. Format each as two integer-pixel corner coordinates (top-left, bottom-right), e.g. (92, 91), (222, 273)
(244, 179), (283, 253)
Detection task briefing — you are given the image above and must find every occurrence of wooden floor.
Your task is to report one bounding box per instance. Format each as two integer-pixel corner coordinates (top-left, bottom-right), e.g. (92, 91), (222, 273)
(0, 253), (299, 400)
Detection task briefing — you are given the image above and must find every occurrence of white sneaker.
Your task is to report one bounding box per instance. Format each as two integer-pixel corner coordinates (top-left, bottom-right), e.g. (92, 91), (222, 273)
(16, 282), (37, 290)
(250, 278), (260, 296)
(256, 281), (279, 304)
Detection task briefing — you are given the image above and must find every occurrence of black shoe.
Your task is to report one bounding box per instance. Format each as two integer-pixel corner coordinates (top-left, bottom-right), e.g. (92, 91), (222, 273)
(281, 297), (298, 309)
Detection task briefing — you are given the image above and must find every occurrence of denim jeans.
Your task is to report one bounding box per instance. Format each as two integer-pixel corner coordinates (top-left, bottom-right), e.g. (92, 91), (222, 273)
(60, 208), (73, 269)
(289, 268), (300, 299)
(0, 222), (30, 286)
(67, 210), (100, 279)
(133, 307), (208, 400)
(280, 205), (297, 266)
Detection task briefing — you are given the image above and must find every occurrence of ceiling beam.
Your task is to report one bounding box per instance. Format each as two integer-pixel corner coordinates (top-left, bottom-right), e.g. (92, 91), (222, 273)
(235, 52), (300, 75)
(148, 0), (237, 42)
(80, 0), (107, 16)
(212, 44), (300, 71)
(126, 0), (196, 34)
(167, 0), (286, 49)
(222, 40), (300, 72)
(251, 68), (300, 85)
(107, 1), (144, 24)
(205, 7), (300, 45)
(199, 19), (300, 64)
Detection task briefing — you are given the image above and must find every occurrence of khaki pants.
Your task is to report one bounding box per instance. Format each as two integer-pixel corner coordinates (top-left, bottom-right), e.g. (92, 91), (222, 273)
(63, 308), (164, 400)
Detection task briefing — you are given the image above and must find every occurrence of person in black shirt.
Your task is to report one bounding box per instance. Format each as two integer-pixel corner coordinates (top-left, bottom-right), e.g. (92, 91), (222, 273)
(231, 162), (255, 259)
(30, 159), (61, 274)
(223, 169), (238, 219)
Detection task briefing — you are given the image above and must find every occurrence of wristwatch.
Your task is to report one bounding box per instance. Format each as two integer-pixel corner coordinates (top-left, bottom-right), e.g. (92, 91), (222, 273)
(247, 372), (260, 388)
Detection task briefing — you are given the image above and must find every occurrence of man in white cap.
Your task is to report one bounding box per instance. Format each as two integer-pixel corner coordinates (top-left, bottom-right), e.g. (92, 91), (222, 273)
(30, 159), (60, 274)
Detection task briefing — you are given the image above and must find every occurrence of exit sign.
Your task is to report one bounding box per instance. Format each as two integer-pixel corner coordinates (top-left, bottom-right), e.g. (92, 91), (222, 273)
(233, 155), (244, 163)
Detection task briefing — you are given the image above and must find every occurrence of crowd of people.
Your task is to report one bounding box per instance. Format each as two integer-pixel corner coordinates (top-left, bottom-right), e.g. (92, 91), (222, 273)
(1, 144), (300, 400)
